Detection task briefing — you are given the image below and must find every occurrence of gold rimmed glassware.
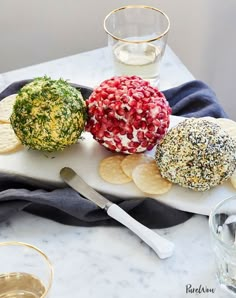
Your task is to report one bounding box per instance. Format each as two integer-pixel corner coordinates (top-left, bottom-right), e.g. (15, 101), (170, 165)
(0, 241), (53, 298)
(104, 5), (170, 87)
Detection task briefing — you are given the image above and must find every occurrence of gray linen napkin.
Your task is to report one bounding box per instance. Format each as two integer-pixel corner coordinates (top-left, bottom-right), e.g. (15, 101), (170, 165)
(0, 79), (227, 227)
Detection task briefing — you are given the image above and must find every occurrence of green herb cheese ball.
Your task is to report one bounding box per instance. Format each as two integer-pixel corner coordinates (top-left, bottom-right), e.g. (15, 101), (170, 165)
(155, 118), (236, 191)
(10, 77), (87, 152)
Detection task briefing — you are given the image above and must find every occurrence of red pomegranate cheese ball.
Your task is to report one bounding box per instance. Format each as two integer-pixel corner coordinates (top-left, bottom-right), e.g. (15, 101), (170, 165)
(86, 76), (172, 154)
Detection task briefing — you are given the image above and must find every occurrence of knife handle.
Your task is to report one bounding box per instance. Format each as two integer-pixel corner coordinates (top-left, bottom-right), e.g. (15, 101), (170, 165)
(107, 204), (174, 259)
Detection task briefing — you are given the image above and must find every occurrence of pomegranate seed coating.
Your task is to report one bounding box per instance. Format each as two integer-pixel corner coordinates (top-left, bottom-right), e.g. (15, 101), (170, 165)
(86, 76), (172, 154)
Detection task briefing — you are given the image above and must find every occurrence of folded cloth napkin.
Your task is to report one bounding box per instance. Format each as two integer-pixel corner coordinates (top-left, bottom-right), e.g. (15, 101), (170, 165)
(163, 80), (228, 118)
(0, 79), (228, 228)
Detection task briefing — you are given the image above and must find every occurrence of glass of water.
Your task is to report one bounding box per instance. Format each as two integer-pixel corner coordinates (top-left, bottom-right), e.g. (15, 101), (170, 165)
(209, 196), (236, 295)
(104, 5), (170, 87)
(0, 241), (53, 298)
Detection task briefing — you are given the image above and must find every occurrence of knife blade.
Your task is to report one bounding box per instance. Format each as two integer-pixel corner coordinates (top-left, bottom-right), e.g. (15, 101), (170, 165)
(60, 167), (174, 259)
(60, 166), (112, 210)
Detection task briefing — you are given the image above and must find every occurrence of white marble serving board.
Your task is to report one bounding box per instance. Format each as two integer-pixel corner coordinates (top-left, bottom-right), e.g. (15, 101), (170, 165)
(1, 115), (235, 216)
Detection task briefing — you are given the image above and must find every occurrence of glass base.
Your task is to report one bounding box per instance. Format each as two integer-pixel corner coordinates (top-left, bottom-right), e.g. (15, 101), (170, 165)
(218, 274), (236, 296)
(220, 284), (236, 297)
(145, 77), (160, 88)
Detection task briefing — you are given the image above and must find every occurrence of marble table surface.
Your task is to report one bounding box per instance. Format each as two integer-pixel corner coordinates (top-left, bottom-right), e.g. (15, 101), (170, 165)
(0, 46), (232, 297)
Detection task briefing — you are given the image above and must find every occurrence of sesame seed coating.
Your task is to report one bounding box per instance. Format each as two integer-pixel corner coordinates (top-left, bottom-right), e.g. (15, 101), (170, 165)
(155, 118), (236, 191)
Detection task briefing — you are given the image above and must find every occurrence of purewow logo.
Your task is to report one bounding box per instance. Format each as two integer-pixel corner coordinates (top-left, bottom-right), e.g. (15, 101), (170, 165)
(186, 284), (216, 294)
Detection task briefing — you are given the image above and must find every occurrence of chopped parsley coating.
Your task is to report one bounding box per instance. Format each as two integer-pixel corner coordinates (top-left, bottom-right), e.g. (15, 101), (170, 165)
(10, 76), (87, 152)
(155, 118), (236, 191)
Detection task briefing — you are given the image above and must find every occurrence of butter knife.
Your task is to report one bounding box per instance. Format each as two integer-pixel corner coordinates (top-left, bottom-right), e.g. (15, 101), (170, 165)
(60, 167), (174, 259)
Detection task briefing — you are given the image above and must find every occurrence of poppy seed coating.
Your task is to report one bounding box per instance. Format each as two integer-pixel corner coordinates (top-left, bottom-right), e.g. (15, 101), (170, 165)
(155, 118), (236, 191)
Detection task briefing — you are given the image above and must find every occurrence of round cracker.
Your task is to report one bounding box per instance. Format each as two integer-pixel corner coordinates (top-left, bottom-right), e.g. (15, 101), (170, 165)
(99, 155), (132, 184)
(202, 117), (236, 142)
(0, 94), (17, 123)
(230, 170), (236, 189)
(132, 161), (172, 194)
(213, 118), (236, 142)
(0, 123), (22, 153)
(121, 153), (154, 178)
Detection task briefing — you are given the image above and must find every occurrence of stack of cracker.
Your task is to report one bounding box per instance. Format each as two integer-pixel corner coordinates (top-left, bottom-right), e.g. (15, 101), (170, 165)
(0, 94), (22, 153)
(99, 153), (172, 195)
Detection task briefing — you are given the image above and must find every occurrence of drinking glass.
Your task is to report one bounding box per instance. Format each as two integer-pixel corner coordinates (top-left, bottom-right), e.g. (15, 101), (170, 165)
(104, 5), (170, 87)
(209, 196), (236, 295)
(0, 241), (53, 298)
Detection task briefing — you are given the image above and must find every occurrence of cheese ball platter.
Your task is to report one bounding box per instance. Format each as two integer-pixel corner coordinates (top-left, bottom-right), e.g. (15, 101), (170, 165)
(0, 76), (236, 216)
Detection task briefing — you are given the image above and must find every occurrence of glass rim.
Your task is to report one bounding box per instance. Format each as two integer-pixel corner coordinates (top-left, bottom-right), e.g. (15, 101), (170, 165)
(103, 5), (170, 44)
(0, 241), (54, 298)
(209, 195), (236, 250)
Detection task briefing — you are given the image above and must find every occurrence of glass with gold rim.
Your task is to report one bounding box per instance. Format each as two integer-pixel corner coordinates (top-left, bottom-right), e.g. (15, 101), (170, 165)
(104, 5), (170, 87)
(0, 241), (53, 298)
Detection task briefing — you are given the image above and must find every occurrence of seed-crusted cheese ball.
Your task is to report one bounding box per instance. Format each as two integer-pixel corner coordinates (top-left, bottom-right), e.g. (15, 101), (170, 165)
(10, 77), (87, 152)
(155, 118), (236, 191)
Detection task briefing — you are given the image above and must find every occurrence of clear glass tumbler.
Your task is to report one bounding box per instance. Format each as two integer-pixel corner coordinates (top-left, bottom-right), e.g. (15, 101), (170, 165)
(209, 196), (236, 296)
(104, 5), (170, 87)
(0, 241), (53, 298)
